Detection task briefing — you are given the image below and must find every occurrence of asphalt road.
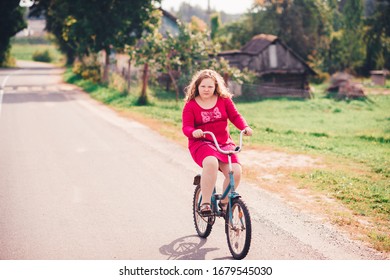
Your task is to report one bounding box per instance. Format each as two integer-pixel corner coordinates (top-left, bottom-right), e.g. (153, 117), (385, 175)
(0, 61), (385, 260)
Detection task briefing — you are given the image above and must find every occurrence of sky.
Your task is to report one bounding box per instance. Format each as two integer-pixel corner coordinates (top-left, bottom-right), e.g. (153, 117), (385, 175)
(160, 0), (254, 14)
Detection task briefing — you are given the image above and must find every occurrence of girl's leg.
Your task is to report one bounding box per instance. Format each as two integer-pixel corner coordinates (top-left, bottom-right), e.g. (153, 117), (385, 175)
(219, 162), (242, 204)
(201, 156), (219, 206)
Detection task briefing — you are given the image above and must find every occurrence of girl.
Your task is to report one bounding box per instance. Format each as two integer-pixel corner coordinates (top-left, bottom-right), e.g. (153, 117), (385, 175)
(182, 69), (253, 215)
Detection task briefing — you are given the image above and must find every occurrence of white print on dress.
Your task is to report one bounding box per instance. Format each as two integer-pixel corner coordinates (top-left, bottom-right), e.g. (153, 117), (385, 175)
(201, 107), (222, 123)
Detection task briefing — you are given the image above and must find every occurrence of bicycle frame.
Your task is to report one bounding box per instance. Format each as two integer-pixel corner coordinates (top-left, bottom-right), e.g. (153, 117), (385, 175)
(210, 162), (240, 218)
(193, 129), (252, 259)
(200, 130), (246, 218)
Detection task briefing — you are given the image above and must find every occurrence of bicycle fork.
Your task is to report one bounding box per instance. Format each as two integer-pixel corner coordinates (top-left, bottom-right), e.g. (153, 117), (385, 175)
(225, 155), (246, 232)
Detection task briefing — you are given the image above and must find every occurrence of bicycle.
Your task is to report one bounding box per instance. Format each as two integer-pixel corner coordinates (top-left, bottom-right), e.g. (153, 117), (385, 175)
(192, 129), (252, 260)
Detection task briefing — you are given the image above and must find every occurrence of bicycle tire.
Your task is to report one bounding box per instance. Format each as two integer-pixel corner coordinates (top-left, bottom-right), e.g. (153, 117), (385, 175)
(193, 184), (213, 238)
(225, 198), (252, 259)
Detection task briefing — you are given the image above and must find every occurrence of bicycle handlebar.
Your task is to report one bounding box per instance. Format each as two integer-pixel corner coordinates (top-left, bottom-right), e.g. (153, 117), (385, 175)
(203, 130), (247, 155)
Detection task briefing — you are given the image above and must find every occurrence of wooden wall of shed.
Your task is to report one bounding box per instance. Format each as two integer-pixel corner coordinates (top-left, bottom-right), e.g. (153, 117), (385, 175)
(241, 83), (311, 99)
(221, 53), (245, 69)
(260, 73), (308, 89)
(222, 43), (308, 75)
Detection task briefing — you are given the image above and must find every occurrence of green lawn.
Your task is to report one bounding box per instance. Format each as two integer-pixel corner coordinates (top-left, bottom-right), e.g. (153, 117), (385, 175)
(10, 37), (64, 65)
(236, 95), (390, 176)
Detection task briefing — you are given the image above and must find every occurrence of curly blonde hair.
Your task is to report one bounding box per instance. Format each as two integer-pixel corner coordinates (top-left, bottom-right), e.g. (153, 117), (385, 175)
(184, 69), (232, 102)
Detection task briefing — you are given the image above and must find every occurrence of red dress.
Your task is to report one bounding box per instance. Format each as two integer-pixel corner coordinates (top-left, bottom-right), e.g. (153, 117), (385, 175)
(182, 96), (248, 167)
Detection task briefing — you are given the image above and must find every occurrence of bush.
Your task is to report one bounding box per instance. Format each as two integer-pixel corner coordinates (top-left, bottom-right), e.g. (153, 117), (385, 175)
(32, 49), (52, 62)
(72, 55), (101, 83)
(0, 49), (16, 67)
(310, 71), (330, 84)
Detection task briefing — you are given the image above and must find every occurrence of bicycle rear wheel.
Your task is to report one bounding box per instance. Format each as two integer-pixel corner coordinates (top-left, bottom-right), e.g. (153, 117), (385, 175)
(193, 184), (213, 238)
(225, 198), (252, 259)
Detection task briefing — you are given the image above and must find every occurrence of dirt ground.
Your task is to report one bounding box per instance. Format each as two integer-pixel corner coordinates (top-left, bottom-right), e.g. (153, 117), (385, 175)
(241, 148), (340, 213)
(240, 146), (390, 257)
(364, 87), (390, 95)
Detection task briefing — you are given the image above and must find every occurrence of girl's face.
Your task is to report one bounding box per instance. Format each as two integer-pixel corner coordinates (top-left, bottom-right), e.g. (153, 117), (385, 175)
(197, 78), (216, 99)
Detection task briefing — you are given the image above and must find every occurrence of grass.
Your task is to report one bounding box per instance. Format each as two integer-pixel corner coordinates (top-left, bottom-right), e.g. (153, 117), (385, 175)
(64, 70), (390, 252)
(10, 37), (64, 65)
(235, 95), (390, 176)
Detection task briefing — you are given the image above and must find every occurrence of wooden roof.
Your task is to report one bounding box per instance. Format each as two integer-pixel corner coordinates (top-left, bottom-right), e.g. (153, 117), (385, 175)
(241, 34), (277, 55)
(219, 34), (278, 56)
(159, 8), (179, 24)
(219, 34), (316, 75)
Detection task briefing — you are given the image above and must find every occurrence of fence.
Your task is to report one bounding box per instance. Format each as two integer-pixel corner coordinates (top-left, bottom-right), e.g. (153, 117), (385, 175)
(230, 82), (311, 99)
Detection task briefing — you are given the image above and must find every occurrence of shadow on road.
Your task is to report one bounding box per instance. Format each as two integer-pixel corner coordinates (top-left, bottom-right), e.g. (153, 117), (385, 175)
(159, 235), (221, 260)
(3, 91), (78, 104)
(2, 92), (71, 104)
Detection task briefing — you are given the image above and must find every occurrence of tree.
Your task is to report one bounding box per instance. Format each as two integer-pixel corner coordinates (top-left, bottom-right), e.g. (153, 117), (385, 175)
(30, 0), (77, 65)
(0, 0), (27, 66)
(226, 0), (369, 75)
(210, 13), (221, 40)
(220, 0), (329, 62)
(339, 0), (365, 72)
(362, 0), (390, 74)
(136, 21), (255, 103)
(254, 0), (328, 61)
(218, 19), (254, 50)
(32, 0), (161, 80)
(317, 0), (366, 74)
(190, 16), (208, 33)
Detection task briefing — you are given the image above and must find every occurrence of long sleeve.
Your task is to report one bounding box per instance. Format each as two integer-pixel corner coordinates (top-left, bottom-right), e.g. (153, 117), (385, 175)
(182, 102), (196, 138)
(224, 98), (248, 130)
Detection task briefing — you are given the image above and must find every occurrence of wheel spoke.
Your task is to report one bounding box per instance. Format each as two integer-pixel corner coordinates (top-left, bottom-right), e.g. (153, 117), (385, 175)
(193, 185), (213, 238)
(225, 199), (251, 259)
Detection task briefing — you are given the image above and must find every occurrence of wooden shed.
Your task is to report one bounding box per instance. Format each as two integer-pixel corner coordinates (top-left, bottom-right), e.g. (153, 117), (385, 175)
(159, 8), (180, 37)
(218, 34), (316, 98)
(370, 70), (388, 86)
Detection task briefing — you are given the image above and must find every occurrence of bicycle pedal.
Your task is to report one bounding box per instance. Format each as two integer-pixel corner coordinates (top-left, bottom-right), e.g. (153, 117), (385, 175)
(199, 211), (213, 218)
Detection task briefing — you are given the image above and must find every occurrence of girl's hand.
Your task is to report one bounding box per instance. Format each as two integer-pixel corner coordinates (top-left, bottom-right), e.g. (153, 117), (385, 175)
(244, 127), (253, 136)
(192, 129), (204, 138)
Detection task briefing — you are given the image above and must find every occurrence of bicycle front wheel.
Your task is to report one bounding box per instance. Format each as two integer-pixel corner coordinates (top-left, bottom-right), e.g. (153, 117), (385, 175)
(193, 184), (213, 238)
(225, 198), (252, 259)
